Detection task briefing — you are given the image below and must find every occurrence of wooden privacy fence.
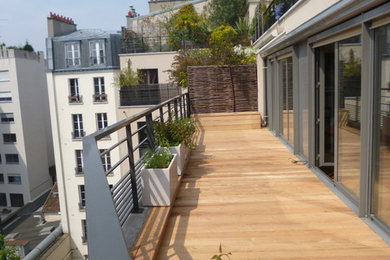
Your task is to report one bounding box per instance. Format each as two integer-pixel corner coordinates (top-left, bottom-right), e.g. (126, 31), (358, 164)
(188, 65), (258, 114)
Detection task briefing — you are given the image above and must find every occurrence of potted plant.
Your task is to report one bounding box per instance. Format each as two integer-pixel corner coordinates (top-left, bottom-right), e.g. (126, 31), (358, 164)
(153, 118), (196, 175)
(141, 148), (178, 206)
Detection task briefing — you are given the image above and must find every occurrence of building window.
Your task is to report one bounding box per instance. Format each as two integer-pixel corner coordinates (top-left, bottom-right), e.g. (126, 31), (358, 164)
(89, 40), (105, 65)
(79, 185), (85, 209)
(82, 219), (87, 243)
(75, 150), (83, 174)
(69, 78), (82, 103)
(0, 193), (6, 206)
(3, 133), (16, 143)
(138, 69), (158, 84)
(8, 174), (21, 184)
(96, 113), (108, 130)
(1, 113), (14, 123)
(100, 149), (111, 172)
(72, 114), (84, 139)
(5, 154), (19, 164)
(0, 154), (2, 164)
(65, 42), (81, 67)
(93, 77), (106, 102)
(0, 174), (4, 184)
(0, 91), (12, 102)
(0, 70), (10, 82)
(10, 193), (24, 207)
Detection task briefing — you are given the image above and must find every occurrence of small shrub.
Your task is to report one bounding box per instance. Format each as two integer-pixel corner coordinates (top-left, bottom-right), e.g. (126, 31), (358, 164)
(154, 118), (196, 149)
(144, 148), (173, 169)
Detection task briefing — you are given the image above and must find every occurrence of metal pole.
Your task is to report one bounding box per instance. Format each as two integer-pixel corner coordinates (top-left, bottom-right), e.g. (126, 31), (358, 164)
(174, 99), (179, 121)
(167, 103), (172, 121)
(126, 124), (142, 213)
(145, 114), (156, 149)
(159, 107), (164, 123)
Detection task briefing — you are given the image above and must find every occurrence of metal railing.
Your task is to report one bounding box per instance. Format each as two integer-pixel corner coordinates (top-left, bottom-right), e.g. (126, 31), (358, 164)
(120, 83), (181, 106)
(254, 0), (299, 41)
(82, 93), (190, 259)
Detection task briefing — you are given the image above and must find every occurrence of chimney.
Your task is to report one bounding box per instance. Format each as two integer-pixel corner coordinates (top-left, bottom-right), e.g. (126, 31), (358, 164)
(47, 12), (77, 37)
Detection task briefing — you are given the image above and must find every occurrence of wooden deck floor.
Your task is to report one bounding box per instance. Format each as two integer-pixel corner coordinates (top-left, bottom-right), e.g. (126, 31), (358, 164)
(156, 113), (390, 259)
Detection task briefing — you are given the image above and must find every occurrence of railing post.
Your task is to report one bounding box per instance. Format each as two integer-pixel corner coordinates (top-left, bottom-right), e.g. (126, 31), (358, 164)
(126, 124), (142, 213)
(145, 114), (156, 150)
(186, 93), (191, 117)
(174, 99), (179, 121)
(167, 102), (172, 121)
(159, 107), (164, 123)
(180, 96), (184, 120)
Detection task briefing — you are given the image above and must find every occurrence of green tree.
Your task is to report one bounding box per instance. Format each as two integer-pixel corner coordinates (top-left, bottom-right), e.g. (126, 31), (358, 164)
(165, 4), (209, 50)
(0, 234), (20, 260)
(113, 61), (140, 88)
(22, 41), (34, 52)
(209, 25), (239, 65)
(208, 0), (248, 28)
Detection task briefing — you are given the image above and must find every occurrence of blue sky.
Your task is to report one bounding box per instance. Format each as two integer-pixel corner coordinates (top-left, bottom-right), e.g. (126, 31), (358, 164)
(0, 0), (149, 53)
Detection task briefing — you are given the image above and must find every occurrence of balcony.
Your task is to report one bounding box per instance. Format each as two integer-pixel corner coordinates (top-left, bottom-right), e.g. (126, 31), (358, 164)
(82, 94), (390, 259)
(253, 0), (299, 41)
(119, 83), (181, 107)
(68, 95), (83, 104)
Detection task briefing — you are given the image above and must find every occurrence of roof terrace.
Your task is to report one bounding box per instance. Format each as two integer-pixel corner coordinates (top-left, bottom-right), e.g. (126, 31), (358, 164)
(82, 95), (390, 259)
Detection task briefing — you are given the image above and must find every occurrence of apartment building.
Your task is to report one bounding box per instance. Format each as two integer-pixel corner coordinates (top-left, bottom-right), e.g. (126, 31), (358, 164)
(0, 47), (53, 210)
(45, 14), (122, 259)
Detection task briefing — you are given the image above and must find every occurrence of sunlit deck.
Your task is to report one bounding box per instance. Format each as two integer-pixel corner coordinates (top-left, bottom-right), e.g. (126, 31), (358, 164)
(151, 113), (390, 259)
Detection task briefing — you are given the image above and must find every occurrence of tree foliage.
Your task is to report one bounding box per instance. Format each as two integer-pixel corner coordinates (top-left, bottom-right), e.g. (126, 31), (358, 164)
(209, 25), (239, 65)
(208, 0), (248, 28)
(0, 234), (20, 260)
(165, 4), (209, 50)
(113, 62), (140, 88)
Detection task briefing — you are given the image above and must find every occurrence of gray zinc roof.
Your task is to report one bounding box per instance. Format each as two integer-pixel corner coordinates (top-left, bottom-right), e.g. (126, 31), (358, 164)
(52, 29), (120, 41)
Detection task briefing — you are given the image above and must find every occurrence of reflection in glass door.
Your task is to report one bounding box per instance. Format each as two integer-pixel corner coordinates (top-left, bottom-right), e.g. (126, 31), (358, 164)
(281, 57), (294, 145)
(372, 24), (390, 227)
(337, 36), (362, 198)
(315, 44), (335, 178)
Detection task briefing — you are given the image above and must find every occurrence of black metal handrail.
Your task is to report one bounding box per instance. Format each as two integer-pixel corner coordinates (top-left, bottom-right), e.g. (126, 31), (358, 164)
(82, 93), (190, 259)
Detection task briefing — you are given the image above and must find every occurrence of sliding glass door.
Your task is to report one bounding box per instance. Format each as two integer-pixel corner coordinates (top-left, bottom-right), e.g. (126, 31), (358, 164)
(337, 36), (362, 198)
(315, 35), (362, 199)
(372, 24), (390, 227)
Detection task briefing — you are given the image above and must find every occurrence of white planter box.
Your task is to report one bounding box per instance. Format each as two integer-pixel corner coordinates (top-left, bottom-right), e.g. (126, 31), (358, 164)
(141, 154), (178, 206)
(170, 143), (190, 175)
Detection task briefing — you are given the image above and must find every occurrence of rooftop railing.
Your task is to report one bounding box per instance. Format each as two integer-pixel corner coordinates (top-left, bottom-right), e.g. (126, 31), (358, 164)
(254, 0), (299, 41)
(82, 93), (190, 259)
(120, 83), (181, 106)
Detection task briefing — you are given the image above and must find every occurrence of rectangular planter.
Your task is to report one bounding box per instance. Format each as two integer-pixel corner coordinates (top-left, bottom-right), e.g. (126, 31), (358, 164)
(141, 154), (178, 206)
(170, 143), (190, 175)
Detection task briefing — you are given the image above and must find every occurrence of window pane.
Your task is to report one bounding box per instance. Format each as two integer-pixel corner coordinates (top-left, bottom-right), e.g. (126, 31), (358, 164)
(10, 193), (24, 207)
(372, 24), (390, 227)
(8, 175), (21, 184)
(1, 113), (14, 123)
(5, 154), (19, 163)
(0, 174), (4, 183)
(337, 35), (362, 198)
(3, 133), (16, 143)
(0, 193), (6, 206)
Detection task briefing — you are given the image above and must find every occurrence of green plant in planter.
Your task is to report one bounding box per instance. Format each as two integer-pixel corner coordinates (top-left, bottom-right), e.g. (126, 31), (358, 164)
(154, 118), (196, 149)
(144, 147), (173, 169)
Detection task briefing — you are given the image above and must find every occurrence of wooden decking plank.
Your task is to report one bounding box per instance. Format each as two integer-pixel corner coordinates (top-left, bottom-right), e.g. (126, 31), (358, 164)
(156, 114), (390, 259)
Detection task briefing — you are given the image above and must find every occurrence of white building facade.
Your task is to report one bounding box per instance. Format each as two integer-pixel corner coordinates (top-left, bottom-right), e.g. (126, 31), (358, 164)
(0, 47), (54, 210)
(45, 15), (122, 259)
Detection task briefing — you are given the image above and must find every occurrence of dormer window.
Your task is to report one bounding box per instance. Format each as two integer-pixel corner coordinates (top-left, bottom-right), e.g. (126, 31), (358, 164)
(89, 40), (105, 65)
(65, 42), (80, 67)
